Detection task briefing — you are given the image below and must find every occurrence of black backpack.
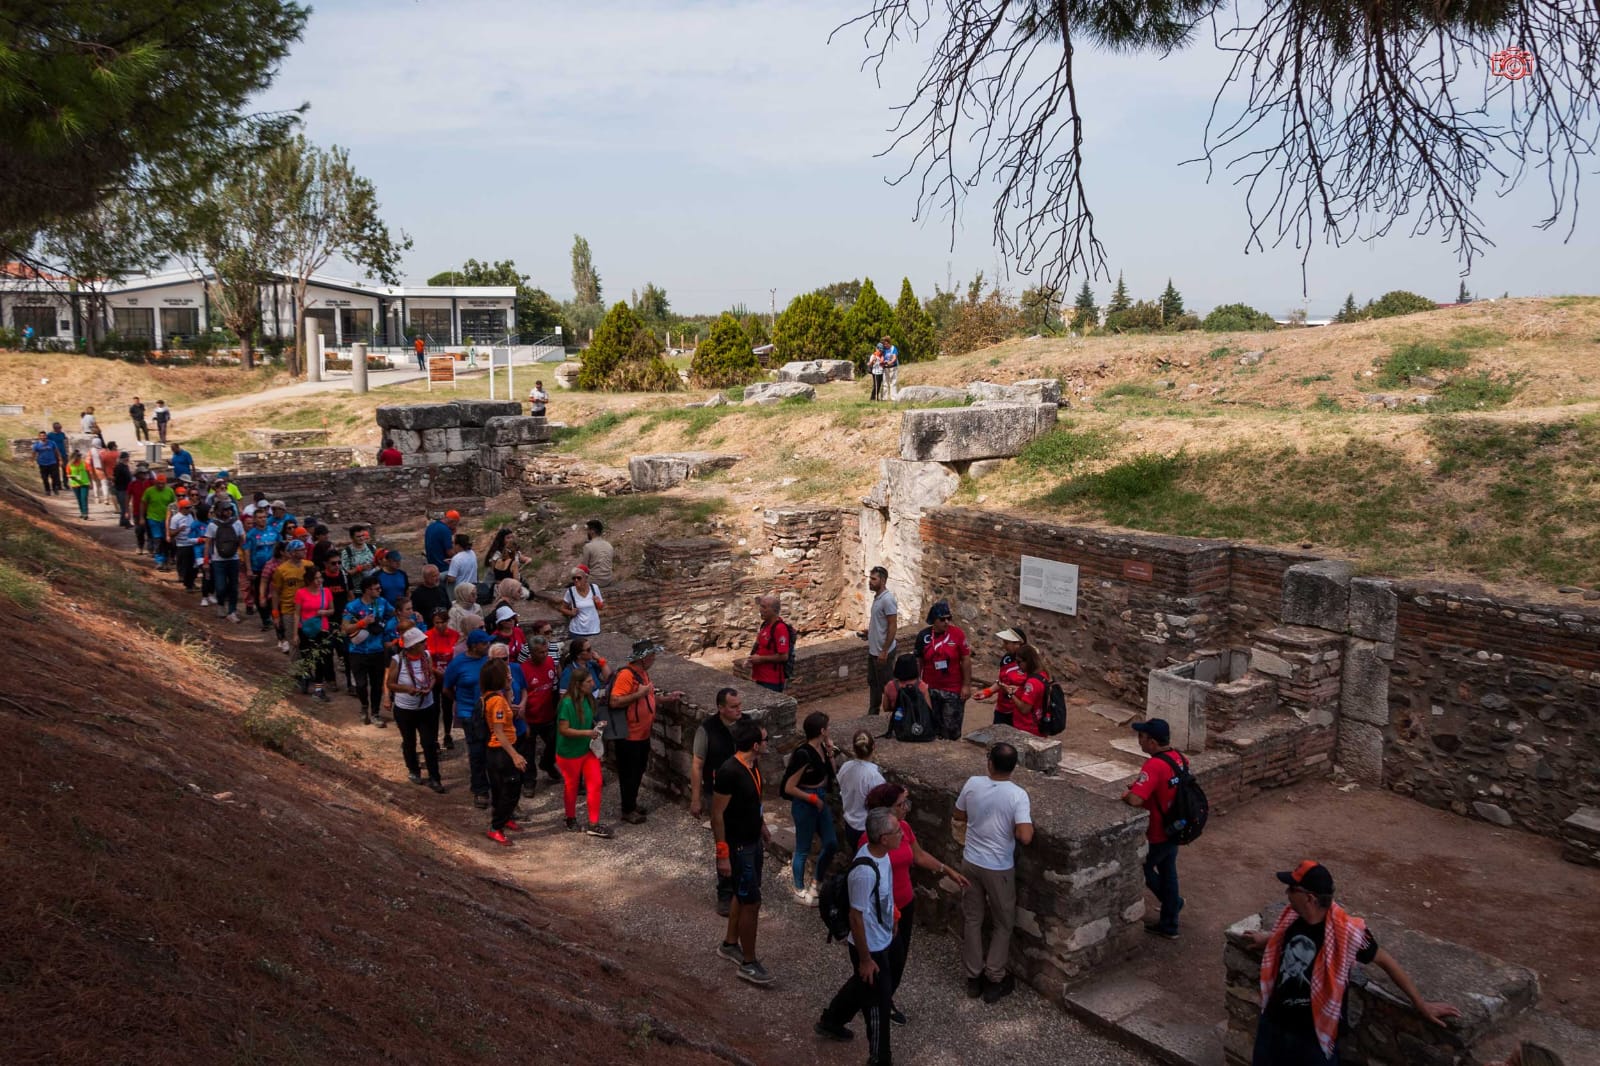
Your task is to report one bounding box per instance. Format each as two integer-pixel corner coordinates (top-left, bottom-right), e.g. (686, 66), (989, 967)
(211, 519), (242, 560)
(887, 683), (936, 743)
(1155, 751), (1209, 845)
(818, 856), (882, 943)
(1033, 674), (1068, 736)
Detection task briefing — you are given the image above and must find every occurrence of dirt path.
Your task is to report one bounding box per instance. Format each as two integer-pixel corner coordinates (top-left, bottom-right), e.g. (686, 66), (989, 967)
(39, 484), (1152, 1066)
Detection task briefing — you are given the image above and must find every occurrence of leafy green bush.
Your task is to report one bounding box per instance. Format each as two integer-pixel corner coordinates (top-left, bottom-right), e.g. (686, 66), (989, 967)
(577, 302), (645, 389)
(1202, 303), (1278, 332)
(1017, 426), (1116, 471)
(690, 312), (761, 387)
(1376, 342), (1471, 386)
(1104, 300), (1164, 333)
(606, 329), (681, 392)
(1166, 313), (1202, 332)
(773, 291), (847, 363)
(1364, 290), (1437, 319)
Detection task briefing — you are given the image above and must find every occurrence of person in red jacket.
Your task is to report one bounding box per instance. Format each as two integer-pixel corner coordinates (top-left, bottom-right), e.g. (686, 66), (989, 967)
(517, 634), (562, 785)
(914, 600), (972, 740)
(377, 438), (403, 466)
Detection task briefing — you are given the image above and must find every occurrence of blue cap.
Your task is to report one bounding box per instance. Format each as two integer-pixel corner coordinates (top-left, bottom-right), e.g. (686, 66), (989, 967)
(466, 629), (492, 645)
(287, 539), (306, 551)
(1133, 718), (1171, 745)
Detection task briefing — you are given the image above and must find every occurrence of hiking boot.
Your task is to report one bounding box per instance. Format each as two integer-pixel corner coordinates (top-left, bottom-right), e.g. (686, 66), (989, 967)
(716, 941), (744, 965)
(965, 976), (986, 999)
(621, 810), (646, 825)
(427, 780), (446, 794)
(814, 1019), (854, 1042)
(473, 793), (490, 810)
(736, 960), (774, 987)
(485, 829), (511, 847)
(408, 772), (424, 785)
(982, 974), (1014, 1004)
(585, 822), (614, 839)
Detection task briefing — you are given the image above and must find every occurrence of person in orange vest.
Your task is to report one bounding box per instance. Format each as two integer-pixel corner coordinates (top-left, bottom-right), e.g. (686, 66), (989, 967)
(413, 335), (426, 370)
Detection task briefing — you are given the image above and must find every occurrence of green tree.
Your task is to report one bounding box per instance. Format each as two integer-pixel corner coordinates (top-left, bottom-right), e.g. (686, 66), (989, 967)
(1104, 300), (1164, 333)
(631, 282), (671, 324)
(0, 0), (309, 261)
(773, 291), (847, 363)
(941, 286), (1025, 356)
(741, 314), (770, 350)
(1070, 279), (1098, 331)
(577, 301), (643, 389)
(1019, 286), (1062, 333)
(1456, 280), (1473, 303)
(1201, 302), (1279, 332)
(1335, 292), (1361, 323)
(816, 279), (862, 307)
(40, 192), (166, 355)
(842, 278), (896, 371)
(691, 312), (761, 387)
(1159, 279), (1185, 323)
(273, 134), (409, 375)
(893, 277), (938, 363)
(607, 328), (680, 392)
(924, 287), (958, 337)
(1364, 290), (1437, 319)
(1106, 272), (1132, 315)
(570, 234), (602, 306)
(173, 159), (284, 369)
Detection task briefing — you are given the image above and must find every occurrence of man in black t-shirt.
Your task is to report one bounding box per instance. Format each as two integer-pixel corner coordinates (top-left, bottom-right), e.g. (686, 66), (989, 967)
(1242, 861), (1459, 1065)
(712, 719), (774, 987)
(690, 688), (746, 916)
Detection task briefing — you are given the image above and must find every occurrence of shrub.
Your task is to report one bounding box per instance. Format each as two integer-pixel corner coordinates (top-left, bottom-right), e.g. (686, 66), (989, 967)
(1431, 371), (1520, 412)
(1166, 313), (1202, 332)
(577, 301), (645, 389)
(1104, 300), (1164, 333)
(1364, 290), (1437, 319)
(893, 277), (937, 363)
(842, 278), (896, 371)
(606, 330), (681, 392)
(690, 313), (761, 387)
(941, 291), (1025, 356)
(1375, 342), (1471, 386)
(1048, 452), (1187, 505)
(1202, 303), (1278, 332)
(772, 291), (847, 363)
(1017, 426), (1116, 471)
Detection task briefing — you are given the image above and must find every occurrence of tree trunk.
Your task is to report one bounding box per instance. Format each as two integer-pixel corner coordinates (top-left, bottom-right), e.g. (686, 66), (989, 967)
(240, 334), (255, 370)
(288, 281), (309, 379)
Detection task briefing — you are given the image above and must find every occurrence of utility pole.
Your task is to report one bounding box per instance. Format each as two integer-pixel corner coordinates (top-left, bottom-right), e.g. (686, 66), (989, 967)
(769, 288), (776, 332)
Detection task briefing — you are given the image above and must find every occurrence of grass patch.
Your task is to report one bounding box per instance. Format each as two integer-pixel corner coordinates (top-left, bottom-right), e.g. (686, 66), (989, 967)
(1016, 425), (1118, 472)
(1044, 452), (1187, 506)
(1430, 371), (1521, 412)
(1298, 373), (1333, 386)
(1375, 327), (1502, 388)
(1205, 346), (1234, 361)
(639, 405), (728, 441)
(550, 410), (632, 447)
(1096, 382), (1160, 402)
(1310, 393), (1343, 413)
(0, 559), (47, 611)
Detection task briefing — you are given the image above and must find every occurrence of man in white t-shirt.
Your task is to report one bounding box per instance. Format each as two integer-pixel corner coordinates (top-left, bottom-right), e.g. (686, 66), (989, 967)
(815, 807), (900, 1062)
(954, 742), (1034, 1003)
(444, 533), (477, 595)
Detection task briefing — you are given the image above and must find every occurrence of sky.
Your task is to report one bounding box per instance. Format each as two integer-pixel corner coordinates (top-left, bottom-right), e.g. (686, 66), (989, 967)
(255, 0), (1599, 318)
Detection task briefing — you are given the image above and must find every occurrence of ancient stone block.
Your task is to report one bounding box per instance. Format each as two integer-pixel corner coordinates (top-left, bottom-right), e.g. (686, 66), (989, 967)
(1561, 806), (1600, 867)
(419, 428), (450, 452)
(776, 359), (855, 384)
(893, 385), (969, 404)
(628, 452), (743, 491)
(966, 378), (1064, 406)
(1349, 576), (1398, 641)
(899, 402), (1058, 462)
(483, 415), (552, 447)
(1340, 638), (1391, 727)
(375, 403), (460, 430)
(386, 429), (421, 453)
(1472, 801), (1515, 827)
(1145, 671), (1204, 753)
(741, 381), (816, 406)
(964, 723), (1061, 772)
(246, 428), (329, 448)
(554, 361), (582, 389)
(1281, 559), (1354, 631)
(1338, 720), (1384, 785)
(454, 399), (523, 426)
(866, 458), (960, 514)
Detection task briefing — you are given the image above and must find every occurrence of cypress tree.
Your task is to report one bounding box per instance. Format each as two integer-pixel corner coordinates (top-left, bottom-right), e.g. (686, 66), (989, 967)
(893, 277), (937, 363)
(1335, 292), (1360, 322)
(772, 292), (848, 363)
(1071, 279), (1098, 331)
(577, 301), (642, 389)
(842, 278), (897, 371)
(691, 312), (761, 387)
(1159, 278), (1184, 322)
(1106, 272), (1131, 314)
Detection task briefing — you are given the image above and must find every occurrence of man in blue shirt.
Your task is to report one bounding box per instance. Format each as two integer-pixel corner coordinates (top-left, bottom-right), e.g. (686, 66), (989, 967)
(443, 630), (493, 806)
(424, 510), (460, 569)
(168, 441), (196, 481)
(877, 335), (900, 400)
(341, 574), (396, 728)
(243, 510), (281, 633)
(376, 550), (409, 609)
(47, 422), (69, 468)
(31, 431), (62, 495)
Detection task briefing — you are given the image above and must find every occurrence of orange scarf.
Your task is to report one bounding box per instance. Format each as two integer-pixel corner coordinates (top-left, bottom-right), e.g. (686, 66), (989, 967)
(1258, 903), (1368, 1058)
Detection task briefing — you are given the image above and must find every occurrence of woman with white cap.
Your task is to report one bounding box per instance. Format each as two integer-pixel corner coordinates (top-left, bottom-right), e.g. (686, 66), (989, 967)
(387, 627), (444, 791)
(558, 564), (605, 638)
(972, 626), (1028, 728)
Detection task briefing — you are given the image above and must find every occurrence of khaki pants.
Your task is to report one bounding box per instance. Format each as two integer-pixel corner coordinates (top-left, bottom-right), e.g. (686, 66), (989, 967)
(961, 860), (1015, 982)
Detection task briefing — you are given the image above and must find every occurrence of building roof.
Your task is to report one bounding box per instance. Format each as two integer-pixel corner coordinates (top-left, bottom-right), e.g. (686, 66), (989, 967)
(2, 266), (514, 300)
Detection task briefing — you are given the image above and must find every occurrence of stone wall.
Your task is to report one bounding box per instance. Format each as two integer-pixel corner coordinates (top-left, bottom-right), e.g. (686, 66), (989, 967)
(375, 401), (552, 494)
(235, 464), (486, 526)
(232, 446), (365, 476)
(759, 506), (854, 633)
(246, 428), (329, 448)
(731, 636), (865, 705)
(1198, 717), (1337, 812)
(1224, 903), (1539, 1066)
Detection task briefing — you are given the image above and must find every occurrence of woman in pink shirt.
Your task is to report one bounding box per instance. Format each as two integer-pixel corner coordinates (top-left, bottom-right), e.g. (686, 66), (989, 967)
(291, 567), (336, 702)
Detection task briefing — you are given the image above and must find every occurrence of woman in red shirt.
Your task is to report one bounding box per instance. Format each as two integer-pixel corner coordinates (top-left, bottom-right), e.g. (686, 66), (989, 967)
(425, 607), (461, 750)
(1003, 644), (1052, 737)
(862, 783), (969, 1023)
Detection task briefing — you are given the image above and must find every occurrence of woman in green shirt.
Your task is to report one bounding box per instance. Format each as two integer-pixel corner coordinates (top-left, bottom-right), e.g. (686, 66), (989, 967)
(65, 451), (91, 520)
(555, 668), (612, 839)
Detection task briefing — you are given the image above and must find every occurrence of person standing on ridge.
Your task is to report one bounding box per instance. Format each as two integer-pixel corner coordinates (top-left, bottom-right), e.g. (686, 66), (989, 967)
(129, 396), (150, 442)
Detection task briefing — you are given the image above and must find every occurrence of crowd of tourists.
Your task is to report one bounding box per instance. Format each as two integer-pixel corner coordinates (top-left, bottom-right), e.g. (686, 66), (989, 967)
(36, 415), (1477, 1066)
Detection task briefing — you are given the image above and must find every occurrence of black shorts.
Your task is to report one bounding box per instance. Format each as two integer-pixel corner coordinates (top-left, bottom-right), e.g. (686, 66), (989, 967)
(731, 841), (764, 905)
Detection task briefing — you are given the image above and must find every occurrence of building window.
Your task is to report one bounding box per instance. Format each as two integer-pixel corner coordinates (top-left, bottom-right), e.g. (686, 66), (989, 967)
(112, 307), (155, 346)
(303, 309), (336, 345)
(409, 308), (451, 341)
(460, 308), (505, 342)
(339, 308), (374, 344)
(160, 307), (199, 345)
(12, 305), (58, 337)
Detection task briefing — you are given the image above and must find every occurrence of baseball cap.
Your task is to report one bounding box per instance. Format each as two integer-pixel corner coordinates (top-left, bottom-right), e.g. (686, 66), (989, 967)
(271, 499), (286, 508)
(1132, 718), (1171, 745)
(217, 469), (229, 477)
(572, 564), (590, 577)
(177, 499), (192, 508)
(466, 628), (492, 646)
(629, 638), (665, 661)
(996, 628), (1023, 643)
(444, 509), (461, 520)
(384, 550), (401, 562)
(1276, 860), (1335, 896)
(402, 627), (428, 649)
(926, 599), (952, 622)
(293, 526), (309, 538)
(287, 539), (306, 551)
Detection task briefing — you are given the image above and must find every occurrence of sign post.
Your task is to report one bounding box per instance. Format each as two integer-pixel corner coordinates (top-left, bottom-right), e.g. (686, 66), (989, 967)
(428, 354), (456, 391)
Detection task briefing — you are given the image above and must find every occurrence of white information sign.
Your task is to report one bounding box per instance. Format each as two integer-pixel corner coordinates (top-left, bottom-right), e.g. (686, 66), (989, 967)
(1019, 555), (1079, 616)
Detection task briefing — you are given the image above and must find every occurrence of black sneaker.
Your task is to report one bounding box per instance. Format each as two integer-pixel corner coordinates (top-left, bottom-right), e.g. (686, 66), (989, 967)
(982, 974), (1015, 1004)
(814, 1018), (854, 1041)
(585, 823), (614, 839)
(408, 772), (423, 785)
(716, 941), (744, 965)
(965, 976), (986, 999)
(443, 736), (454, 750)
(427, 780), (446, 794)
(1144, 925), (1180, 941)
(890, 1004), (908, 1025)
(736, 960), (774, 986)
(565, 817), (578, 831)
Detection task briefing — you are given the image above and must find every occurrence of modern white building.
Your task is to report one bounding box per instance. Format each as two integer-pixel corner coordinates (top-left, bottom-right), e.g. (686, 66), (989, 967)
(0, 266), (517, 350)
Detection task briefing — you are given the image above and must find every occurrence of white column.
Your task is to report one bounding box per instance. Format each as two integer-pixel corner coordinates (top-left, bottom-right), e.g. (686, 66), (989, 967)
(351, 341), (368, 394)
(305, 318), (323, 382)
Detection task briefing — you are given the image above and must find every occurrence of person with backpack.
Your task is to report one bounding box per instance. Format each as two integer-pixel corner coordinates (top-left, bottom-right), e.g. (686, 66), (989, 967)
(557, 565), (604, 638)
(202, 499), (246, 623)
(999, 644), (1053, 737)
(443, 629), (493, 807)
(1123, 717), (1190, 940)
(954, 742), (1034, 1003)
(343, 574), (397, 729)
(712, 718), (774, 987)
(880, 653), (937, 744)
(914, 600), (972, 740)
(782, 711), (839, 906)
(745, 594), (794, 693)
(814, 806), (900, 1058)
(608, 639), (679, 825)
(689, 687), (746, 916)
(972, 627), (1028, 727)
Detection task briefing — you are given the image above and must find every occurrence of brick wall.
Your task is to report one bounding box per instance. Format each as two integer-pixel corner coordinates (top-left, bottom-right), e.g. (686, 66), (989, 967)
(233, 446), (365, 475)
(1228, 545), (1319, 643)
(1198, 717), (1336, 811)
(731, 636), (864, 704)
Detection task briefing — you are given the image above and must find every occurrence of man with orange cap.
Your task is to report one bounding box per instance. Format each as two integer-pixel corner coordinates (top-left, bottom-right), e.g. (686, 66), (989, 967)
(425, 509), (460, 569)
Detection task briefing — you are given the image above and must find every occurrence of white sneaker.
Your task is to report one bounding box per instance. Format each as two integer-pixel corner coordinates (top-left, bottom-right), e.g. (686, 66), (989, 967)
(278, 640), (291, 653)
(794, 885), (818, 908)
(199, 596), (213, 606)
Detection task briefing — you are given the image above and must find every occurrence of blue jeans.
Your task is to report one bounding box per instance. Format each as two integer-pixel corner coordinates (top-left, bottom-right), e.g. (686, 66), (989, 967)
(458, 713), (489, 795)
(147, 518), (167, 562)
(210, 558), (240, 614)
(1144, 840), (1182, 934)
(791, 788), (837, 890)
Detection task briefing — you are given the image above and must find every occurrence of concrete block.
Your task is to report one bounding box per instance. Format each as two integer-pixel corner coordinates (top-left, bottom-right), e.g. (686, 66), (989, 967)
(899, 402), (1059, 462)
(966, 378), (1064, 406)
(893, 385), (968, 404)
(1338, 720), (1384, 785)
(454, 399), (523, 426)
(628, 452), (742, 492)
(482, 415), (551, 447)
(775, 359), (855, 384)
(741, 381), (815, 406)
(1145, 671), (1204, 753)
(1281, 559), (1354, 631)
(1349, 576), (1399, 641)
(375, 403), (460, 430)
(1340, 638), (1391, 726)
